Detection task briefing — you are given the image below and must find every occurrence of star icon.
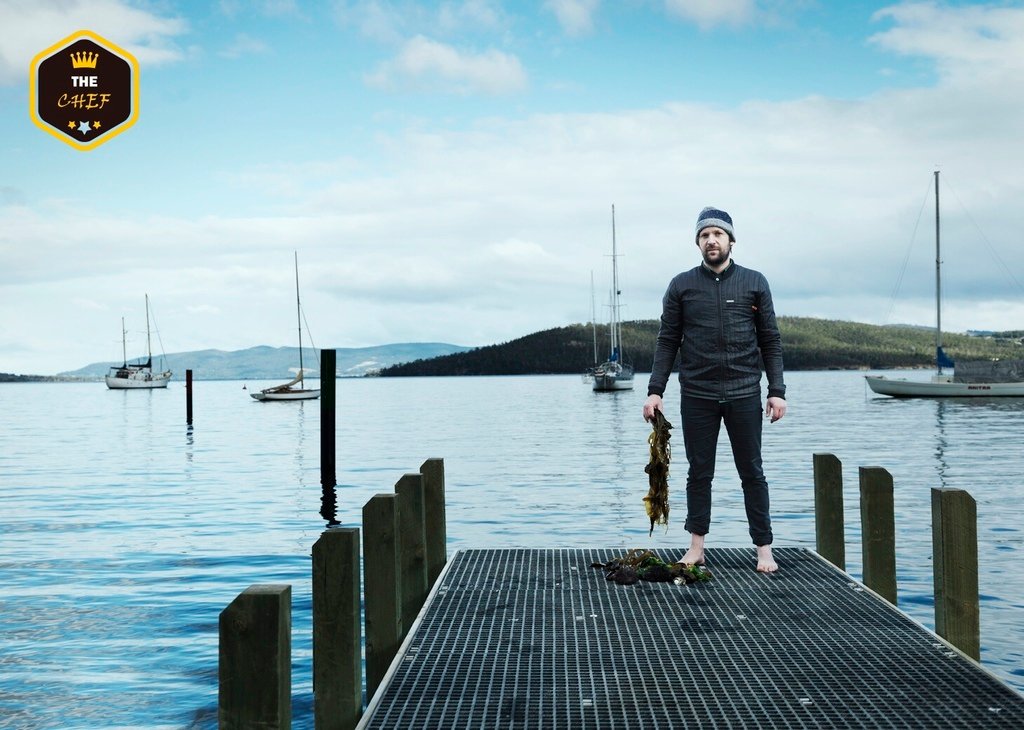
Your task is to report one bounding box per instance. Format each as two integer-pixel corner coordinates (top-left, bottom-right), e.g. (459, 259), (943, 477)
(67, 120), (76, 130)
(77, 121), (92, 135)
(93, 121), (102, 130)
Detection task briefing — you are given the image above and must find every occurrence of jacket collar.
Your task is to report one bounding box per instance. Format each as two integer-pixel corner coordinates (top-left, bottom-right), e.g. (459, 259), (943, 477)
(700, 259), (735, 278)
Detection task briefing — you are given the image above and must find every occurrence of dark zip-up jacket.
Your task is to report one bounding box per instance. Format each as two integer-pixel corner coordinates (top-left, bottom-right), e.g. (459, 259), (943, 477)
(647, 260), (786, 402)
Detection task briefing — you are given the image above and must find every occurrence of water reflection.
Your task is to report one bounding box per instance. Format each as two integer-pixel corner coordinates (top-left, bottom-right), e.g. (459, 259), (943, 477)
(285, 400), (341, 528)
(934, 400), (950, 489)
(293, 403), (316, 522)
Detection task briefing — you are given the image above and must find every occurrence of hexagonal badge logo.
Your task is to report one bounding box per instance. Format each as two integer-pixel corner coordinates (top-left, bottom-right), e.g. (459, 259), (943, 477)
(29, 30), (139, 151)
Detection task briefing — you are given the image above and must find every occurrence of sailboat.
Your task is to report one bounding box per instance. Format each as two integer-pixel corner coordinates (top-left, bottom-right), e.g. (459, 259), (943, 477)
(865, 170), (1024, 397)
(251, 252), (321, 402)
(590, 205), (634, 392)
(105, 294), (172, 389)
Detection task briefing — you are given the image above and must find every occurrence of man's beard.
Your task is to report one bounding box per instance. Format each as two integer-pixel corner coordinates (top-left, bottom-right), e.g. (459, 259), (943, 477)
(702, 242), (732, 266)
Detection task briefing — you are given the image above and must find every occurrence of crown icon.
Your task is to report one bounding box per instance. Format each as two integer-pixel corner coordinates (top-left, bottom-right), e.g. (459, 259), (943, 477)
(70, 51), (99, 69)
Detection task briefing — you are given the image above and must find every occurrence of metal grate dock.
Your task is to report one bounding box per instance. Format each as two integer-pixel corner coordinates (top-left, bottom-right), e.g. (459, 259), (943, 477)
(357, 548), (1024, 729)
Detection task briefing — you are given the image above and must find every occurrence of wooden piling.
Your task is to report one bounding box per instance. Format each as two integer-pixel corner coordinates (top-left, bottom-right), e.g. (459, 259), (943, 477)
(395, 473), (428, 637)
(320, 349), (336, 490)
(859, 466), (897, 604)
(931, 488), (980, 660)
(813, 452), (845, 570)
(420, 458), (447, 586)
(186, 369), (193, 425)
(219, 584), (291, 730)
(362, 493), (402, 699)
(312, 527), (362, 730)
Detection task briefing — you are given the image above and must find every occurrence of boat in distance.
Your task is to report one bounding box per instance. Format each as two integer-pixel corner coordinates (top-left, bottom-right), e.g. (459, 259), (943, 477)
(250, 377), (321, 401)
(588, 204), (634, 392)
(864, 373), (1024, 398)
(591, 361), (634, 391)
(251, 251), (320, 402)
(865, 170), (1024, 398)
(106, 294), (172, 390)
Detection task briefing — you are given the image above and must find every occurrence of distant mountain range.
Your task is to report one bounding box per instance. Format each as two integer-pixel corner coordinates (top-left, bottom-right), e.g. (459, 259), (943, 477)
(5, 317), (1023, 384)
(54, 343), (472, 381)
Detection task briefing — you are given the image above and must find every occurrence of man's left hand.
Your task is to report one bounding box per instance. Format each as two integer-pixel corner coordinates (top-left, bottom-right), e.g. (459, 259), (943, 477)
(766, 397), (786, 423)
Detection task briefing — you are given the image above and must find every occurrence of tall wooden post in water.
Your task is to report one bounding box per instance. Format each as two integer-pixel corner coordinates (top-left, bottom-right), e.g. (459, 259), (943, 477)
(320, 349), (336, 490)
(185, 369), (193, 425)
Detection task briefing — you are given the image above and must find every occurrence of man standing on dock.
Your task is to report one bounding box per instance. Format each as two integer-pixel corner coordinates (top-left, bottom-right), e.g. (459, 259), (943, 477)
(642, 206), (786, 573)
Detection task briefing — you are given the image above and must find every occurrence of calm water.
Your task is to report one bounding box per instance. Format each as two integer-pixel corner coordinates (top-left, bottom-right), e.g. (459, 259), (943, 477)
(1, 372), (1022, 728)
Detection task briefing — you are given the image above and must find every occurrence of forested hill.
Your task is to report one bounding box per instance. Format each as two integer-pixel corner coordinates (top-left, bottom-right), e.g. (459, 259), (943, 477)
(377, 317), (1024, 377)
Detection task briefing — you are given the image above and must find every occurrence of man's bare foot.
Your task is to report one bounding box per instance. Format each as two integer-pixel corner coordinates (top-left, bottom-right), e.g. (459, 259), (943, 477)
(676, 533), (706, 566)
(756, 545), (777, 573)
(676, 548), (705, 566)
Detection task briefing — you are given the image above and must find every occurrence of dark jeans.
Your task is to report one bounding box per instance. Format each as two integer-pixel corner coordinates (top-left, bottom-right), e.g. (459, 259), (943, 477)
(680, 393), (773, 546)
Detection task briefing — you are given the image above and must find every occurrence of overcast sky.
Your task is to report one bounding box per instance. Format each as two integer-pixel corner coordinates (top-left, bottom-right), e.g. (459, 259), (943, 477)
(2, 0), (1024, 375)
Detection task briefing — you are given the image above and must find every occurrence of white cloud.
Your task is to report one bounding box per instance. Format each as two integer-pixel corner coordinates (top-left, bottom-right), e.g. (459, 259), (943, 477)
(664, 0), (757, 29)
(333, 0), (414, 43)
(219, 0), (304, 18)
(365, 35), (527, 94)
(0, 0), (188, 85)
(870, 2), (1024, 85)
(438, 0), (506, 34)
(333, 0), (508, 43)
(545, 0), (600, 36)
(219, 33), (270, 59)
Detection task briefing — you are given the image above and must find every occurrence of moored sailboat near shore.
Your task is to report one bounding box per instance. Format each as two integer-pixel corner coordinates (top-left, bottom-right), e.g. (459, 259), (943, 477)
(105, 294), (172, 390)
(865, 170), (1024, 397)
(589, 205), (634, 392)
(251, 252), (321, 402)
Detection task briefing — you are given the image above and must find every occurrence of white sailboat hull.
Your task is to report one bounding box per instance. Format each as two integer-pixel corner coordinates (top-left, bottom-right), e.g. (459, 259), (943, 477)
(251, 369), (320, 401)
(593, 374), (634, 391)
(105, 370), (172, 389)
(865, 375), (1024, 398)
(251, 387), (320, 401)
(592, 363), (634, 391)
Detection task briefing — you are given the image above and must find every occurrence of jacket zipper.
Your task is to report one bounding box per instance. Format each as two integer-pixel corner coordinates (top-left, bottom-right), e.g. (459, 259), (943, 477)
(715, 274), (728, 402)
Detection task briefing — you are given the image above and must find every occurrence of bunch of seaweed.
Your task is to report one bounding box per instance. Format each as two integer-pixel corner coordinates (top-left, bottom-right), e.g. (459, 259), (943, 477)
(591, 548), (712, 586)
(643, 409), (672, 535)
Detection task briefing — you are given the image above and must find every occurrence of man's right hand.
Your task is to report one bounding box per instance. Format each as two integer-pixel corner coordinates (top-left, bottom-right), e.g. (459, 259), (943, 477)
(642, 394), (663, 422)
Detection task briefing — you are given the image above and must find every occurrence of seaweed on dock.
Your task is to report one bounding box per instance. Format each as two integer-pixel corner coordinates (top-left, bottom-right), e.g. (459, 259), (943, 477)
(591, 549), (712, 585)
(643, 409), (672, 535)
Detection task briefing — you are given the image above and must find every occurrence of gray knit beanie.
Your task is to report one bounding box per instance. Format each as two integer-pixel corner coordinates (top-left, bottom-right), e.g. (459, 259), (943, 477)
(695, 206), (735, 242)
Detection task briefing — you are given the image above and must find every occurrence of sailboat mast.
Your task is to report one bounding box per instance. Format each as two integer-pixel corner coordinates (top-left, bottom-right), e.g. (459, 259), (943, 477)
(121, 316), (127, 366)
(934, 169), (943, 375)
(145, 293), (153, 361)
(295, 251), (304, 380)
(590, 270), (598, 363)
(610, 204), (620, 359)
